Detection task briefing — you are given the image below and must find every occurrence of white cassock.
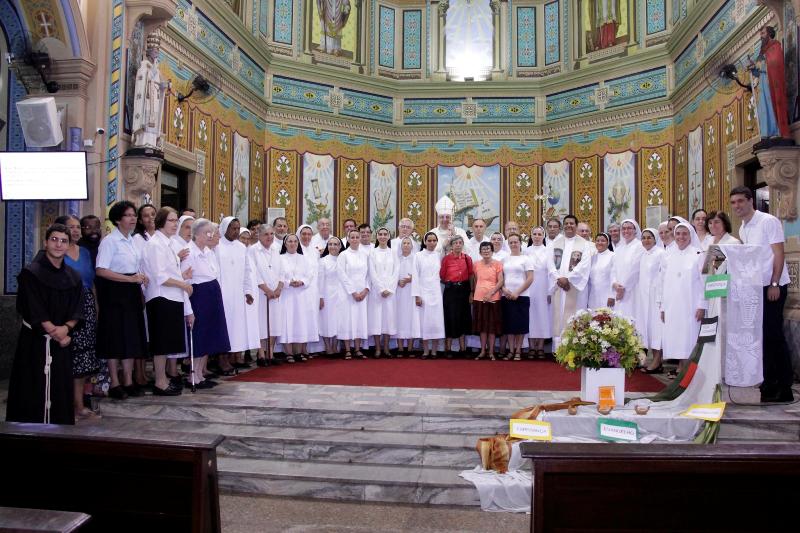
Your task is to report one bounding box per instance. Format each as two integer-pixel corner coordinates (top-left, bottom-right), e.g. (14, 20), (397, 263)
(587, 249), (614, 310)
(428, 226), (469, 254)
(467, 235), (491, 262)
(394, 253), (419, 340)
(310, 232), (332, 255)
(248, 241), (285, 339)
(659, 245), (707, 359)
(524, 244), (552, 338)
(300, 242), (322, 349)
(412, 249), (445, 340)
(609, 238), (645, 321)
(215, 236), (256, 352)
(336, 247), (369, 340)
(368, 246), (398, 336)
(242, 247), (262, 350)
(635, 245), (665, 350)
(279, 252), (318, 344)
(318, 254), (346, 338)
(548, 235), (592, 343)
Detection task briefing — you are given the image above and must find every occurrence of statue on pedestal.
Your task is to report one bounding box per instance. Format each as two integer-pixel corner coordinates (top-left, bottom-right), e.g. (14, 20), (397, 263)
(316, 0), (351, 55)
(748, 26), (793, 145)
(131, 33), (167, 150)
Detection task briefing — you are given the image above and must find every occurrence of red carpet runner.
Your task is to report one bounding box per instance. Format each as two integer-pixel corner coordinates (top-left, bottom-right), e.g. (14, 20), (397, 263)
(232, 358), (664, 392)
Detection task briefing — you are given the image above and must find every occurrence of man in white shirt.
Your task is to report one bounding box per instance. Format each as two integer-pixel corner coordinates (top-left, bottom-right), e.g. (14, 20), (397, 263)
(428, 196), (468, 254)
(391, 217), (417, 255)
(466, 218), (490, 261)
(730, 186), (794, 403)
(607, 222), (623, 251)
(271, 216), (289, 252)
(310, 217), (333, 254)
(577, 222), (596, 257)
(545, 217), (562, 245)
(341, 218), (357, 247)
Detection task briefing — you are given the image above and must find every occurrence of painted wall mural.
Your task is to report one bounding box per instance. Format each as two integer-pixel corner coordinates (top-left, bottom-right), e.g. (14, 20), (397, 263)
(302, 153), (335, 231)
(403, 9), (422, 69)
(508, 165), (541, 232)
(232, 132), (251, 223)
(445, 0), (493, 79)
(437, 165), (501, 233)
(398, 165), (431, 237)
(269, 149), (300, 230)
(638, 146), (671, 226)
(369, 162), (398, 235)
(542, 160), (570, 221)
(688, 126), (704, 215)
(379, 6), (395, 68)
(704, 115), (720, 212)
(312, 0), (359, 57)
(336, 158), (367, 227)
(603, 151), (636, 228)
(572, 156), (601, 234)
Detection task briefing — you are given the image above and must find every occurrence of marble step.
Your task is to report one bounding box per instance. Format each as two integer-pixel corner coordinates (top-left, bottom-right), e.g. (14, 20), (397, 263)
(217, 456), (483, 506)
(96, 396), (512, 435)
(96, 417), (483, 468)
(718, 407), (800, 442)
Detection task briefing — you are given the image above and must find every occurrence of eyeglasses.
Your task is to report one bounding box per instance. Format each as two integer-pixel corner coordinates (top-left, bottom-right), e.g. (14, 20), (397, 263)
(66, 225), (80, 230)
(49, 236), (69, 245)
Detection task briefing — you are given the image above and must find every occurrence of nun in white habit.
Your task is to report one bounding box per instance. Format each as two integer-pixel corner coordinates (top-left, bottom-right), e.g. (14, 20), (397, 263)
(368, 228), (399, 357)
(336, 229), (370, 359)
(658, 222), (707, 377)
(413, 231), (446, 358)
(216, 217), (256, 366)
(318, 237), (346, 355)
(240, 227), (262, 354)
(523, 226), (551, 358)
(297, 224), (322, 356)
(279, 233), (317, 361)
(609, 219), (645, 322)
(394, 237), (419, 356)
(587, 232), (614, 310)
(636, 228), (666, 372)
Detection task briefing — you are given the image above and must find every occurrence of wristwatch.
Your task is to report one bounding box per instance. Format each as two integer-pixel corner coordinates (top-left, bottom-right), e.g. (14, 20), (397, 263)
(770, 282), (779, 288)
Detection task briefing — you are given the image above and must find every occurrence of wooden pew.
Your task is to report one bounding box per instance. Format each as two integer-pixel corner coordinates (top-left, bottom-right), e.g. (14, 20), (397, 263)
(0, 422), (223, 533)
(521, 442), (800, 532)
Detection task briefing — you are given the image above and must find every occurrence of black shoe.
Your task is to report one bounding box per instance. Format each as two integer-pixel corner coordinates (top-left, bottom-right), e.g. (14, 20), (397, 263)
(152, 384), (181, 396)
(204, 379), (219, 387)
(761, 390), (795, 403)
(169, 375), (185, 390)
(244, 351), (253, 363)
(204, 372), (220, 379)
(108, 386), (128, 400)
(194, 380), (215, 390)
(256, 358), (268, 367)
(445, 351), (453, 359)
(642, 365), (664, 374)
(218, 368), (237, 376)
(233, 361), (251, 369)
(124, 384), (144, 397)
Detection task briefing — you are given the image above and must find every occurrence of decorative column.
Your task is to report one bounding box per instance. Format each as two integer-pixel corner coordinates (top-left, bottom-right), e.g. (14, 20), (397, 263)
(433, 0), (449, 80)
(490, 0), (504, 80)
(350, 0), (365, 73)
(303, 0), (314, 60)
(754, 146), (800, 222)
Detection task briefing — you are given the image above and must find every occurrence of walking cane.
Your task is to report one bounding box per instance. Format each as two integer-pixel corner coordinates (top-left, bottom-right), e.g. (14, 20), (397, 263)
(189, 323), (196, 393)
(266, 288), (272, 362)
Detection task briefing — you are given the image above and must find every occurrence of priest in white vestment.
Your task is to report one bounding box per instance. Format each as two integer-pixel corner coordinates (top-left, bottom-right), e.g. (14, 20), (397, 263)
(466, 218), (491, 262)
(391, 218), (418, 256)
(248, 224), (285, 365)
(428, 196), (468, 254)
(548, 215), (592, 349)
(310, 217), (333, 255)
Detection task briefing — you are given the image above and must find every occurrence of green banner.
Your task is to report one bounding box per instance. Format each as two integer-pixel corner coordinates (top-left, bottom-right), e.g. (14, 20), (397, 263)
(704, 274), (730, 299)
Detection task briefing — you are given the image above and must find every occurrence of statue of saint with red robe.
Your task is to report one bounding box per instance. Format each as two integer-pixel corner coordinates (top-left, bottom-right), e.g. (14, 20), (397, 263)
(748, 25), (792, 141)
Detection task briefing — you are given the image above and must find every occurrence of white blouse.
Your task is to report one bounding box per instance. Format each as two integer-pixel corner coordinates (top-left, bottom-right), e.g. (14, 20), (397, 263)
(184, 240), (219, 284)
(502, 254), (533, 293)
(140, 230), (192, 314)
(97, 227), (140, 274)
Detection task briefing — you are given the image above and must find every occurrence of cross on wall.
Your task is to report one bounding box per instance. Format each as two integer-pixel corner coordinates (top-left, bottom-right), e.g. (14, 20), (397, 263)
(36, 11), (54, 37)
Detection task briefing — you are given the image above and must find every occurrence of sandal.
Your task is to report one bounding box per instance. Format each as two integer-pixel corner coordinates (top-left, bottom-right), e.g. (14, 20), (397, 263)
(355, 351), (366, 359)
(513, 353), (521, 361)
(642, 365), (664, 374)
(475, 352), (486, 361)
(667, 369), (678, 379)
(76, 408), (102, 421)
(298, 354), (308, 362)
(344, 351), (352, 360)
(488, 353), (496, 361)
(286, 356), (295, 364)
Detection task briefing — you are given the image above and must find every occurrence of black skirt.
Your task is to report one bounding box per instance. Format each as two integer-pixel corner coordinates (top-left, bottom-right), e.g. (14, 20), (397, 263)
(146, 297), (187, 355)
(443, 283), (472, 338)
(502, 296), (530, 335)
(95, 276), (147, 359)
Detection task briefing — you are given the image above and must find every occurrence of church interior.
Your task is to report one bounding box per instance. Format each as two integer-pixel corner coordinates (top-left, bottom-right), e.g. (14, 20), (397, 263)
(1, 0), (800, 530)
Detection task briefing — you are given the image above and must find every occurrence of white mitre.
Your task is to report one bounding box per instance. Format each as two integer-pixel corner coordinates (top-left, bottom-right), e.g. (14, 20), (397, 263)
(428, 195), (467, 253)
(435, 195), (455, 216)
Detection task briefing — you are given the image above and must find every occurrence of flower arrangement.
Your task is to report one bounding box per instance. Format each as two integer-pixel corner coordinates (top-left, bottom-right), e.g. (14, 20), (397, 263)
(554, 308), (645, 374)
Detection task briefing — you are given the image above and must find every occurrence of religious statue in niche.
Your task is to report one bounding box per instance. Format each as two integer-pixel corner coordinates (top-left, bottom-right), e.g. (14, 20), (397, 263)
(315, 0), (352, 56)
(747, 25), (794, 147)
(580, 0), (629, 54)
(131, 33), (167, 151)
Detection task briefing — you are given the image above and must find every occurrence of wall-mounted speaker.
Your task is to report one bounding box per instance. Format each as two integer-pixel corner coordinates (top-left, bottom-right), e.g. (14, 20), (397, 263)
(16, 97), (63, 148)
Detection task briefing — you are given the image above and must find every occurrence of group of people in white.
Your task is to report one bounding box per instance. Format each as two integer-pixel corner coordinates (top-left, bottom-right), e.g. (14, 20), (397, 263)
(90, 184), (792, 402)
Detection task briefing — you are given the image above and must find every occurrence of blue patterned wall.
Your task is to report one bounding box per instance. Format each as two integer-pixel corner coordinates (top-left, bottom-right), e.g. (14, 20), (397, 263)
(544, 0), (560, 66)
(646, 0), (667, 34)
(606, 67), (668, 108)
(341, 89), (394, 123)
(379, 6), (395, 68)
(546, 84), (596, 120)
(516, 6), (536, 67)
(473, 98), (536, 123)
(403, 99), (466, 124)
(273, 0), (293, 44)
(259, 0), (269, 37)
(272, 76), (333, 113)
(675, 0), (758, 86)
(403, 9), (422, 69)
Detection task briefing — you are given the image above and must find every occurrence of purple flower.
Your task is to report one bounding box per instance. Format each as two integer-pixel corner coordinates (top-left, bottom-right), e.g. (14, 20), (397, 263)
(602, 350), (621, 368)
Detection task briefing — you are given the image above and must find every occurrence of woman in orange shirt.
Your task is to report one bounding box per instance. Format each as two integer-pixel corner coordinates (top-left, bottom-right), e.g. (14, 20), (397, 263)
(472, 242), (504, 360)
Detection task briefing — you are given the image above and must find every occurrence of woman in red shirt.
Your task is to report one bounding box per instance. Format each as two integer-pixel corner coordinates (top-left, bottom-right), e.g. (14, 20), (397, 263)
(440, 235), (473, 358)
